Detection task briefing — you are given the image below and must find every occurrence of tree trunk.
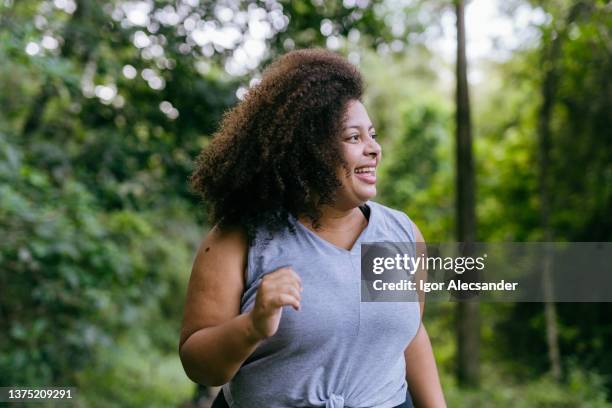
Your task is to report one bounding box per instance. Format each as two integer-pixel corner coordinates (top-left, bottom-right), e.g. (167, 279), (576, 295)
(454, 0), (479, 388)
(537, 33), (562, 380)
(537, 0), (588, 381)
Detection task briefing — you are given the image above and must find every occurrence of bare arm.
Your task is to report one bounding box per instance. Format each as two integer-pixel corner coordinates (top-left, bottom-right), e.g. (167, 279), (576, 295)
(178, 225), (261, 386)
(179, 224), (302, 386)
(405, 221), (446, 407)
(405, 324), (445, 407)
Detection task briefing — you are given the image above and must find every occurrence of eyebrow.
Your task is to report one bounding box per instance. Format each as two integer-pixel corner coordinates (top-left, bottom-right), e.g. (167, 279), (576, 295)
(343, 125), (375, 131)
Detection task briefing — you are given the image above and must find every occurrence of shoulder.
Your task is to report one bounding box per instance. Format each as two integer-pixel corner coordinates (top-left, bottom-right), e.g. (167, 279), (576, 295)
(369, 200), (411, 222)
(192, 223), (249, 285)
(368, 200), (424, 243)
(202, 223), (249, 255)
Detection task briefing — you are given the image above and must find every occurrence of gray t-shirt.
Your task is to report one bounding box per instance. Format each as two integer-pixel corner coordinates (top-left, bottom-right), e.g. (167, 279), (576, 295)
(223, 201), (421, 408)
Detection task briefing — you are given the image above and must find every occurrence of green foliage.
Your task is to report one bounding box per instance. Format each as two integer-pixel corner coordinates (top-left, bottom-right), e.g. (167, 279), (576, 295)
(441, 364), (611, 408)
(378, 103), (455, 241)
(1, 0), (610, 404)
(75, 334), (193, 408)
(370, 0), (612, 398)
(1, 133), (123, 385)
(0, 0), (419, 404)
(0, 132), (199, 387)
(360, 49), (455, 241)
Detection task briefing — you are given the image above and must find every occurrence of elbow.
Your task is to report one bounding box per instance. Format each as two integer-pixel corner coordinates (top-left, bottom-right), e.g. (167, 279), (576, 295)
(179, 343), (232, 387)
(183, 368), (230, 387)
(205, 375), (232, 387)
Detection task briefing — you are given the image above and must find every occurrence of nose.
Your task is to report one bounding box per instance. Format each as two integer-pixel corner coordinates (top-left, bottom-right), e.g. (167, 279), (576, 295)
(364, 135), (381, 158)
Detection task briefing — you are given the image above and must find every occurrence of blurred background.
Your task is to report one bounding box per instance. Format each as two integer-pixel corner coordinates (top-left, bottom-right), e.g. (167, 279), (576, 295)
(0, 0), (610, 406)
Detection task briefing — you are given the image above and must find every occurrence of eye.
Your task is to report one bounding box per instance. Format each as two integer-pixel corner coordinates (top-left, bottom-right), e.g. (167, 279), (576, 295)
(370, 133), (378, 139)
(347, 134), (360, 143)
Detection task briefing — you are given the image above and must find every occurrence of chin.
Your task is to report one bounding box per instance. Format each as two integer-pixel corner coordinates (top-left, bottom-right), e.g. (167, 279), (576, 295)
(337, 184), (377, 207)
(356, 188), (377, 202)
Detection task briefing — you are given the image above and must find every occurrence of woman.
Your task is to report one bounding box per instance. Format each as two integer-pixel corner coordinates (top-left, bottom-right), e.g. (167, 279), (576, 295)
(180, 49), (446, 407)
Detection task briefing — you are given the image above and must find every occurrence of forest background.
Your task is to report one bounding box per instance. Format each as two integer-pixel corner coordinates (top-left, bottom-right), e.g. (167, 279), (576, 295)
(1, 0), (610, 406)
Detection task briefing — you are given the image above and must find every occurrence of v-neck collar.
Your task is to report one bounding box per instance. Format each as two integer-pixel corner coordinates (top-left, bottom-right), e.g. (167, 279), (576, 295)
(293, 202), (374, 254)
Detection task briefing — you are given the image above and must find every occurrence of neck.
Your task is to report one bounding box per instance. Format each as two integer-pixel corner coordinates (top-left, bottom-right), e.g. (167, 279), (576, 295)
(299, 202), (366, 232)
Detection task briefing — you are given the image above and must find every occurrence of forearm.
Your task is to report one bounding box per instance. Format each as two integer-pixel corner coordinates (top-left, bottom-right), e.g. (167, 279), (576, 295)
(179, 311), (262, 386)
(405, 324), (446, 408)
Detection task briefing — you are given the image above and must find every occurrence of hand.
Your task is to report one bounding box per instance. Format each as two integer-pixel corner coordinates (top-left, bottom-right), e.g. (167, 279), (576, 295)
(247, 267), (303, 340)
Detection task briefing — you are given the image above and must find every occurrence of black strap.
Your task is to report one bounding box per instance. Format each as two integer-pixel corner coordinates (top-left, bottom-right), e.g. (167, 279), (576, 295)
(359, 204), (371, 221)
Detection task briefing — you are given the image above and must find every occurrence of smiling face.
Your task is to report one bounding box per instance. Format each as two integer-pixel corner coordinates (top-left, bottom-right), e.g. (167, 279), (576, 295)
(334, 99), (382, 208)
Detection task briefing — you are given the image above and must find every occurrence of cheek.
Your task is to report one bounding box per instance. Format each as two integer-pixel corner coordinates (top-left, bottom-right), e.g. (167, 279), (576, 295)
(341, 146), (361, 167)
(338, 148), (354, 178)
(337, 164), (351, 181)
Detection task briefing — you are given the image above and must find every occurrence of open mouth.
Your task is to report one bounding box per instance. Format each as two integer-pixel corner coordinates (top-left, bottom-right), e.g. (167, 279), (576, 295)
(354, 166), (376, 184)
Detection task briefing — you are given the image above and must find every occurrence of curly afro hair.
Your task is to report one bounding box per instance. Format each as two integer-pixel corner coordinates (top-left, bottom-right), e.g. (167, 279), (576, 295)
(189, 48), (364, 243)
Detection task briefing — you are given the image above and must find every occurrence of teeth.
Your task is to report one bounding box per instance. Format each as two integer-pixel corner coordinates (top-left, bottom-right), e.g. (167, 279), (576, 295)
(355, 167), (376, 174)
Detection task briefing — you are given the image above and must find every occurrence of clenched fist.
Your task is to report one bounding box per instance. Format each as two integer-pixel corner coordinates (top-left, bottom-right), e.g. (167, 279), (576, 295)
(247, 267), (303, 340)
